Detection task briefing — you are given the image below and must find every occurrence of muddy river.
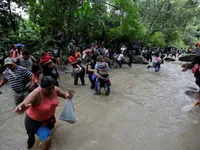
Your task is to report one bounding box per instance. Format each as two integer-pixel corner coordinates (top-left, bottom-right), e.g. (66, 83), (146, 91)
(0, 61), (200, 150)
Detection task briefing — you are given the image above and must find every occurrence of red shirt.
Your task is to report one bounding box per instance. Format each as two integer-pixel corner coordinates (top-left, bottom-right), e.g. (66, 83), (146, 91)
(26, 87), (59, 121)
(68, 56), (78, 68)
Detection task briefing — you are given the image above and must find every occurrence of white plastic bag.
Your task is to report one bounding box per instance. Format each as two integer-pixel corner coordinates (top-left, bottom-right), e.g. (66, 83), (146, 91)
(59, 100), (76, 124)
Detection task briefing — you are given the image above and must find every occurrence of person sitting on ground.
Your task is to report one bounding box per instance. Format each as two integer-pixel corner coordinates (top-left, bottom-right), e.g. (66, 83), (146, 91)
(0, 57), (35, 105)
(14, 76), (75, 150)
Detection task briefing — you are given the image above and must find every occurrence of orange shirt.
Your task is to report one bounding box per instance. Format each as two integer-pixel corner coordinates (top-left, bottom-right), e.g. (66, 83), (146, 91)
(75, 52), (81, 58)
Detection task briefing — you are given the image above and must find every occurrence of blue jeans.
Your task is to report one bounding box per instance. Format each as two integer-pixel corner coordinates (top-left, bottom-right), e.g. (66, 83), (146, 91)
(94, 80), (110, 95)
(153, 62), (160, 72)
(94, 75), (111, 95)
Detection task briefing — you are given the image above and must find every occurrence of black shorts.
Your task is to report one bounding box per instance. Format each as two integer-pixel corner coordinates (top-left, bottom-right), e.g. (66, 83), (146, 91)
(25, 114), (56, 149)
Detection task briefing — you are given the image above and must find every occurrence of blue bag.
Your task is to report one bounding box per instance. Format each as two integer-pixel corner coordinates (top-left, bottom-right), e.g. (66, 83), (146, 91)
(59, 100), (76, 124)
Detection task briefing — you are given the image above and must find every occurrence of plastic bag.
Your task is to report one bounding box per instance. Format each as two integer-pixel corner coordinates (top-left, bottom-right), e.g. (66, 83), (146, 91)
(59, 100), (76, 124)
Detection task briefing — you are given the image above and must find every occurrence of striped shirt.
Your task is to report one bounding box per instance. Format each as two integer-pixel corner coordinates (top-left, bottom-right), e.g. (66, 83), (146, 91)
(15, 55), (36, 71)
(2, 66), (33, 93)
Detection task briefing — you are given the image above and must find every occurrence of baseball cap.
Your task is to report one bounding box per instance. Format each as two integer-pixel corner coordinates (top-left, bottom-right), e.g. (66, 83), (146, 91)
(16, 43), (25, 47)
(4, 57), (15, 65)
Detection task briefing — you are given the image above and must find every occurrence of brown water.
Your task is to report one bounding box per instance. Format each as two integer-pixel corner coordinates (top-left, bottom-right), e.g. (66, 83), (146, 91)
(1, 61), (200, 150)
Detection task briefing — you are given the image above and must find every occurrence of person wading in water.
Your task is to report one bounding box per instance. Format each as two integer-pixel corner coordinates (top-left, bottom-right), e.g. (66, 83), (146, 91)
(182, 50), (200, 106)
(94, 55), (111, 96)
(14, 76), (75, 150)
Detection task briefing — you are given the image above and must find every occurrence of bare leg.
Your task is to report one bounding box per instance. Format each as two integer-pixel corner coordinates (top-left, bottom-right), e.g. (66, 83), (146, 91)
(40, 134), (52, 150)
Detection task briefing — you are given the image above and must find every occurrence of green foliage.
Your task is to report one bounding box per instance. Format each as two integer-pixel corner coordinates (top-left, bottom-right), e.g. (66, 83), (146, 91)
(169, 40), (187, 49)
(18, 20), (41, 40)
(150, 32), (166, 47)
(107, 0), (144, 42)
(134, 0), (200, 47)
(1, 0), (200, 59)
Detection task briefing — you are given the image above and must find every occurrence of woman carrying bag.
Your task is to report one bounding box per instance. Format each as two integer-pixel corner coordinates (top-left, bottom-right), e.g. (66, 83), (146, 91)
(14, 76), (75, 150)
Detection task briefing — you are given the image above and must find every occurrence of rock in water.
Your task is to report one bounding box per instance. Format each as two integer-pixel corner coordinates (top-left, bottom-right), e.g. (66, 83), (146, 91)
(185, 90), (198, 99)
(187, 86), (198, 91)
(133, 56), (148, 64)
(164, 57), (175, 61)
(181, 62), (194, 69)
(179, 53), (196, 62)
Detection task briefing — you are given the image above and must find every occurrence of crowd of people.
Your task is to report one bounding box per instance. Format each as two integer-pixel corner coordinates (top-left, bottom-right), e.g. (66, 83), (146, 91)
(0, 40), (200, 150)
